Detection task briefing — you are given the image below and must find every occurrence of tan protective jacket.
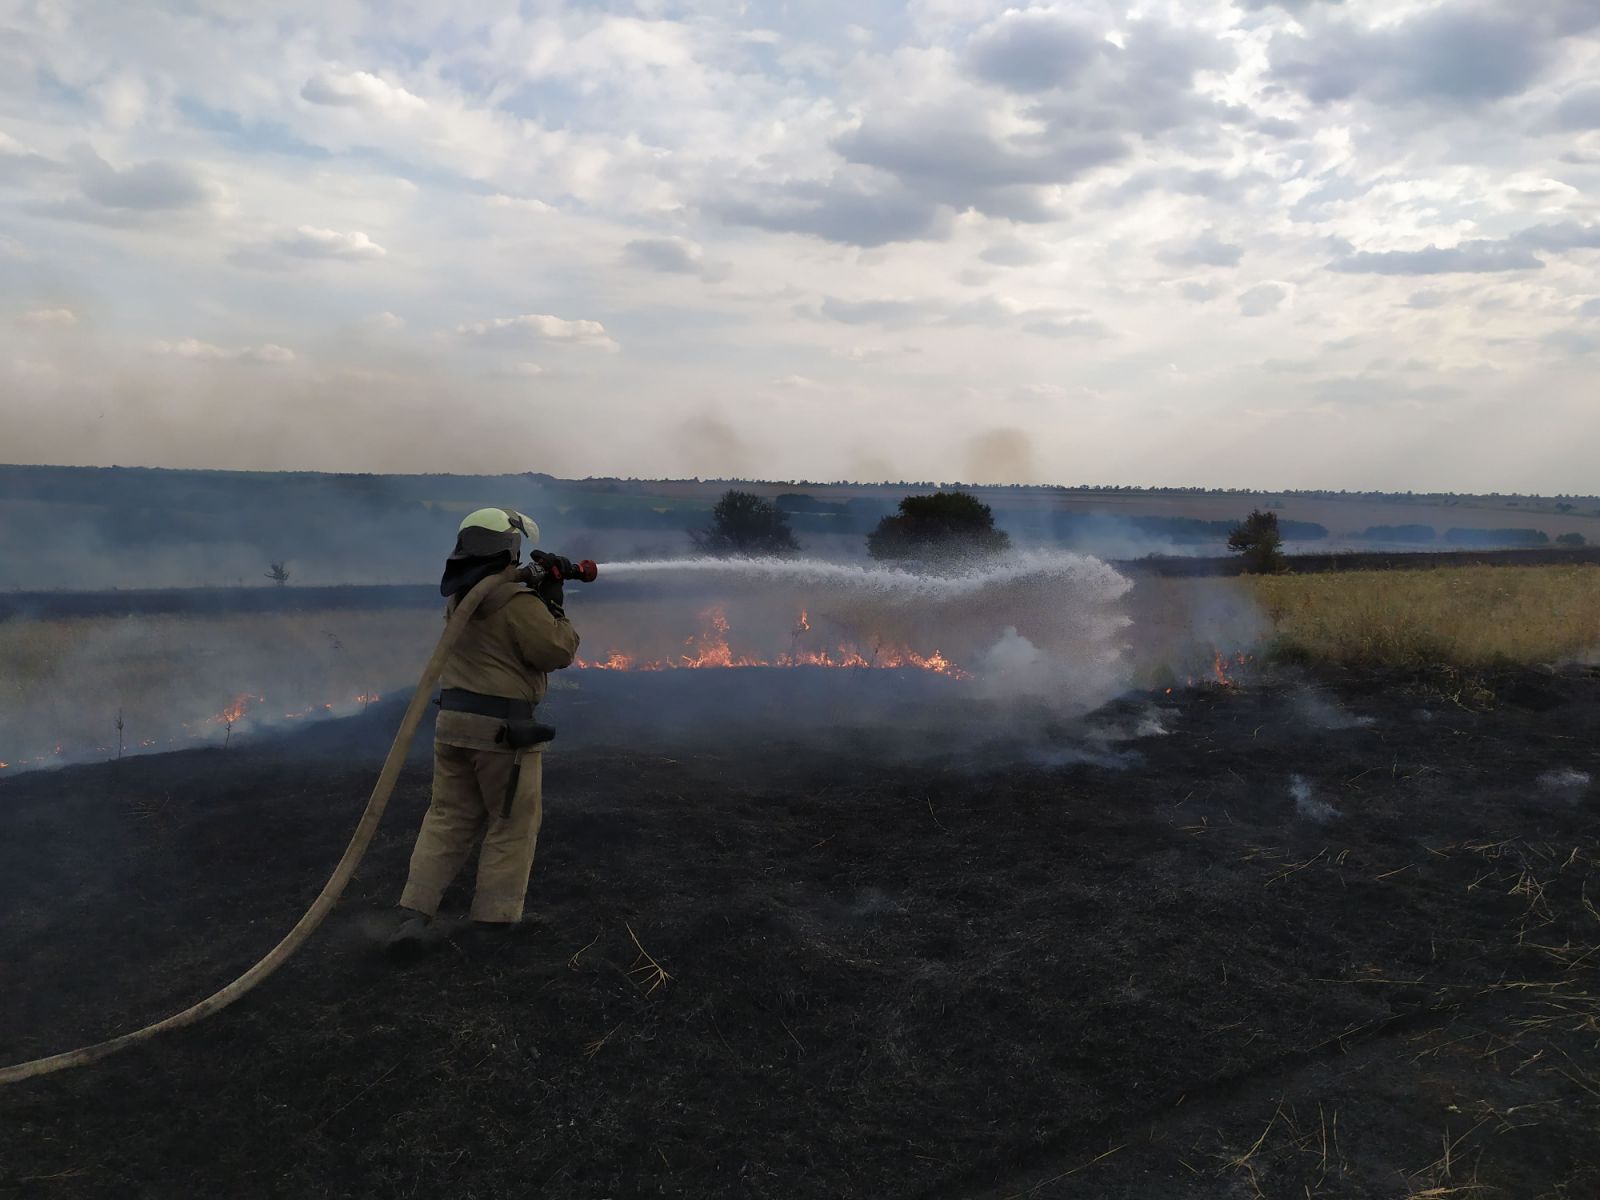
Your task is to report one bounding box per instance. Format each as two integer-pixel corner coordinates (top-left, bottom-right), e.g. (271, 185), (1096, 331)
(435, 580), (581, 751)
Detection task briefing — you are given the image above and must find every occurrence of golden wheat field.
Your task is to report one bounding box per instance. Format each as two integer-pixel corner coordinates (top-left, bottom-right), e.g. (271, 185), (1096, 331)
(1247, 564), (1600, 669)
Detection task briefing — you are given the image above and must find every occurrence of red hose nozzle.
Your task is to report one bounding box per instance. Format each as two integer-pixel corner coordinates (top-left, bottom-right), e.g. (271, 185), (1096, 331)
(528, 551), (599, 583)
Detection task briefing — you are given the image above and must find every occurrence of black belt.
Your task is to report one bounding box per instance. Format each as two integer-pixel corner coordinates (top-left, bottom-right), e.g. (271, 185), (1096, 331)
(437, 688), (535, 720)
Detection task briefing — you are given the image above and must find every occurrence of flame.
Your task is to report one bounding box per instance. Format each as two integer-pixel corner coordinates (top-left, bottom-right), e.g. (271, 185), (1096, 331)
(578, 607), (970, 679)
(4, 690), (396, 773)
(202, 694), (262, 726)
(576, 650), (637, 671)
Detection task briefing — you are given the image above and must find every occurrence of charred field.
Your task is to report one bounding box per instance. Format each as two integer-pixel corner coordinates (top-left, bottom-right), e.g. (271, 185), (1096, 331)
(2, 665), (1599, 1199)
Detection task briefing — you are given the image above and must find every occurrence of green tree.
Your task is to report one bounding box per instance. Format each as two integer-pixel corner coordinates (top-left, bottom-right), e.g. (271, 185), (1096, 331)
(264, 561), (291, 586)
(1227, 509), (1287, 574)
(1556, 532), (1587, 547)
(866, 491), (1011, 565)
(691, 490), (800, 557)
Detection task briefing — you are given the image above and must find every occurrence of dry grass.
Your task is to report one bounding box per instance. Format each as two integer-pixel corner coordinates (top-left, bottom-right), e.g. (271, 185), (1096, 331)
(1249, 565), (1600, 671)
(0, 609), (441, 764)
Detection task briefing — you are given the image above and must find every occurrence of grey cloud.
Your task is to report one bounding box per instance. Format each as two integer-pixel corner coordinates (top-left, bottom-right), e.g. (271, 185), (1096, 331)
(1579, 298), (1600, 317)
(1092, 19), (1239, 135)
(1544, 328), (1600, 355)
(818, 296), (934, 327)
(723, 107), (1125, 242)
(979, 239), (1047, 267)
(1158, 230), (1244, 268)
(1105, 167), (1271, 205)
(1253, 116), (1301, 138)
(1551, 86), (1600, 129)
(966, 10), (1105, 94)
(716, 14), (1234, 247)
(1272, 6), (1556, 106)
(1312, 374), (1460, 407)
(1330, 241), (1543, 275)
(836, 111), (1125, 195)
(710, 172), (949, 247)
(1516, 221), (1600, 251)
(1239, 283), (1287, 317)
(1239, 0), (1343, 8)
(302, 74), (356, 106)
(1022, 316), (1111, 339)
(1290, 175), (1380, 222)
(75, 150), (211, 212)
(1331, 220), (1600, 275)
(1180, 281), (1220, 303)
(623, 237), (700, 273)
(0, 140), (64, 185)
(1407, 290), (1447, 309)
(622, 236), (728, 280)
(33, 155), (219, 228)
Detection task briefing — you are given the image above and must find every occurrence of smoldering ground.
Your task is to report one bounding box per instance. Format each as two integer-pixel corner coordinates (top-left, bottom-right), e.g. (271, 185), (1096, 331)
(5, 624), (1599, 1199)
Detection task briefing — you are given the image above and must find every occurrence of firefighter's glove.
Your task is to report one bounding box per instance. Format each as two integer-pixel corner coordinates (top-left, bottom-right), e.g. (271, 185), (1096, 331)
(535, 569), (565, 613)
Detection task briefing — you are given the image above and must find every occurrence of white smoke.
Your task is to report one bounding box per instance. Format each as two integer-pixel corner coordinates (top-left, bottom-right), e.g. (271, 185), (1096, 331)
(1537, 768), (1591, 796)
(1290, 774), (1340, 823)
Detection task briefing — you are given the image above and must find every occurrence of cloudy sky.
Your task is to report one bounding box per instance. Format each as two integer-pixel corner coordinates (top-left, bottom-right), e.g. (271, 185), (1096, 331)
(2, 0), (1598, 491)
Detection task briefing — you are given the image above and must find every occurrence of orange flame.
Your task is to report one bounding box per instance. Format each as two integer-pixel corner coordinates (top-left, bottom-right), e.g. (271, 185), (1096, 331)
(578, 607), (970, 679)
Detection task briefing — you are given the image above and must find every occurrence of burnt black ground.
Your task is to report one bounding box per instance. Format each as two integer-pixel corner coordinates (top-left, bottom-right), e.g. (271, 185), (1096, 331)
(2, 667), (1598, 1198)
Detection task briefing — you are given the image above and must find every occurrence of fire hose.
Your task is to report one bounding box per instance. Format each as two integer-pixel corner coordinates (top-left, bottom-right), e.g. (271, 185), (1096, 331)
(0, 558), (594, 1087)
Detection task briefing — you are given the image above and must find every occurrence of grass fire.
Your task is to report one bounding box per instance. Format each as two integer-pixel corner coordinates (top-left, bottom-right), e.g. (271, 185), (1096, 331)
(575, 605), (972, 677)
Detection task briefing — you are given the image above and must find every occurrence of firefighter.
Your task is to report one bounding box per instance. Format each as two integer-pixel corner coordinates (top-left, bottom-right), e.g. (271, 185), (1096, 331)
(389, 507), (579, 952)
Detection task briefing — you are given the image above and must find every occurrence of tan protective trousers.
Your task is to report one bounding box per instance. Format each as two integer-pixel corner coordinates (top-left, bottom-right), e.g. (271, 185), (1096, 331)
(399, 743), (544, 923)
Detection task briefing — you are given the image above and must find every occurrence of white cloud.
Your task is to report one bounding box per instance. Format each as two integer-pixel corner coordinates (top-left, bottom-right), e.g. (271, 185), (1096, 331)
(1239, 284), (1288, 317)
(153, 339), (296, 364)
(271, 226), (387, 260)
(301, 69), (428, 115)
(20, 308), (78, 326)
(455, 314), (619, 352)
(485, 194), (555, 214)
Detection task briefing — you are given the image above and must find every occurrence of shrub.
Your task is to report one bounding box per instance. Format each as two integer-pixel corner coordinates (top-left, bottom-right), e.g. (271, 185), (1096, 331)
(1227, 510), (1287, 574)
(867, 491), (1010, 565)
(690, 490), (800, 557)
